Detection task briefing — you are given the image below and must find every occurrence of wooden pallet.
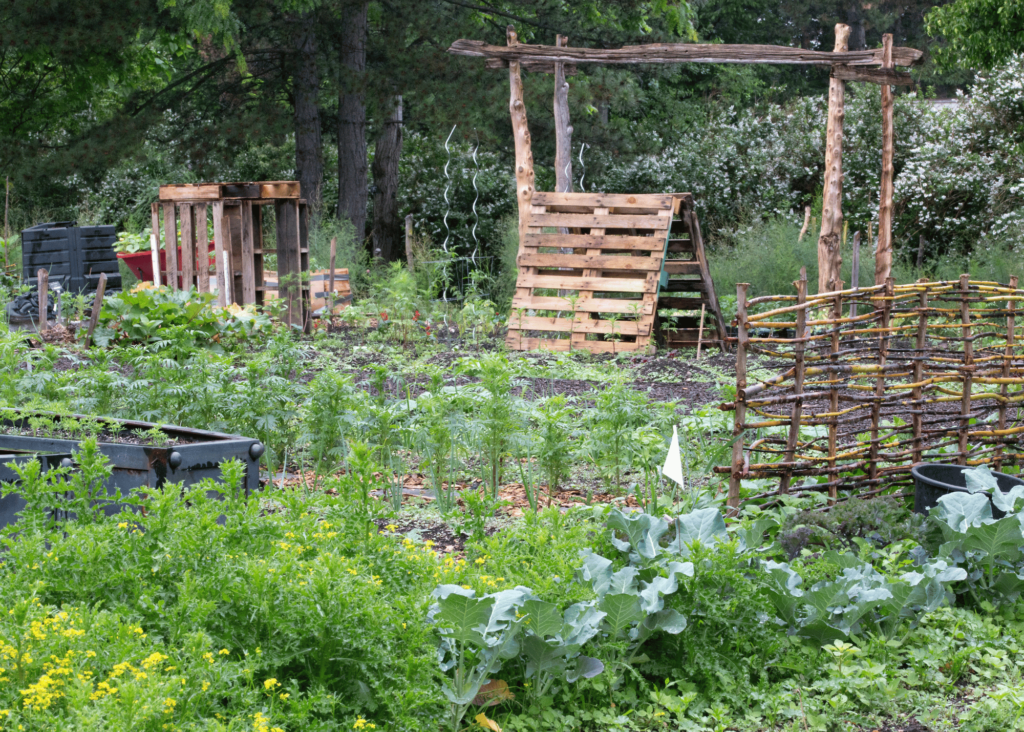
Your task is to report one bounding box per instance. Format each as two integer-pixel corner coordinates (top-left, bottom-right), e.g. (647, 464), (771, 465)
(507, 192), (674, 354)
(657, 194), (729, 352)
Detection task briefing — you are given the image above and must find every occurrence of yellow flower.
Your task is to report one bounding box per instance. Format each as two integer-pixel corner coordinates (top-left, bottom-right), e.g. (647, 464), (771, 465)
(353, 717), (376, 730)
(202, 681), (211, 691)
(118, 522), (128, 529)
(218, 648), (230, 656)
(263, 678), (279, 690)
(163, 698), (177, 714)
(279, 693), (290, 700)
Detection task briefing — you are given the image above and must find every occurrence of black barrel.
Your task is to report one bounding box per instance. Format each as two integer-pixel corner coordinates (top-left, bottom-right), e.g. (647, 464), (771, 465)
(911, 462), (1024, 518)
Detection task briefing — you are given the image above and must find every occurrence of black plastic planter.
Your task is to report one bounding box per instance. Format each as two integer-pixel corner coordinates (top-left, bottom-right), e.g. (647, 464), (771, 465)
(0, 452), (73, 528)
(911, 463), (1024, 518)
(0, 412), (264, 529)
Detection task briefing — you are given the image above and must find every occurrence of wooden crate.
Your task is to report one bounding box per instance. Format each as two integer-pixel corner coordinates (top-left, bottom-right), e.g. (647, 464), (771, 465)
(506, 192), (675, 354)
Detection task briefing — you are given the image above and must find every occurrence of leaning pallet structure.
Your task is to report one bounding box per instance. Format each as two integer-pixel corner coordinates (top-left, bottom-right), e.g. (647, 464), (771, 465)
(657, 193), (728, 351)
(507, 191), (674, 353)
(153, 181), (311, 332)
(448, 27), (923, 353)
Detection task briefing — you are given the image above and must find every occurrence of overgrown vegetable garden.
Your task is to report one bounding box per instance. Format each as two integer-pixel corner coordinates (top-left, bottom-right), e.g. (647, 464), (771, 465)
(1, 267), (1024, 732)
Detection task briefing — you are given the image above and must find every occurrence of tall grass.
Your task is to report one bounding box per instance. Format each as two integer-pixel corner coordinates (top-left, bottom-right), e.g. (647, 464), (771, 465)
(710, 218), (1024, 303)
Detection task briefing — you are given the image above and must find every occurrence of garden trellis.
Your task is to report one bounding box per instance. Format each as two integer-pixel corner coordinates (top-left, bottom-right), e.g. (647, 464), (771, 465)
(718, 273), (1024, 512)
(448, 25), (922, 353)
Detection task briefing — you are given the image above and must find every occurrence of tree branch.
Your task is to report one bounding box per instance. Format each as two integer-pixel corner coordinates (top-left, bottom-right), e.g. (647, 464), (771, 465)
(439, 0), (606, 45)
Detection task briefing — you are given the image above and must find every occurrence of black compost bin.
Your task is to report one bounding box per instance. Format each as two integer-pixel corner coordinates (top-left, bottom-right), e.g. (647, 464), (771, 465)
(911, 463), (1024, 517)
(0, 411), (264, 529)
(22, 221), (122, 294)
(0, 452), (73, 529)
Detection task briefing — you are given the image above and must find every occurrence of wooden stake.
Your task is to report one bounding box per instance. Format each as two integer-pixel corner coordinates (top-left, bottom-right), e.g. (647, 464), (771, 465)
(959, 274), (972, 465)
(828, 278), (843, 503)
(996, 275), (1017, 471)
(84, 273), (107, 348)
(37, 269), (48, 333)
(869, 277), (893, 485)
(553, 34), (573, 195)
(798, 205), (811, 242)
(405, 213), (415, 270)
(328, 236), (338, 314)
(696, 303), (706, 359)
(911, 278), (928, 465)
(240, 200), (256, 304)
(875, 34), (895, 285)
(779, 268), (808, 494)
(728, 283), (749, 513)
(150, 203), (162, 287)
(817, 24), (851, 295)
(849, 230), (861, 319)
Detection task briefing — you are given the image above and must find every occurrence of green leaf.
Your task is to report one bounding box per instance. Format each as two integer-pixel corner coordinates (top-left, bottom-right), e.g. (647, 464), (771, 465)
(992, 484), (1024, 514)
(963, 464), (1000, 493)
(433, 587), (494, 647)
(669, 507), (727, 554)
(566, 655), (604, 682)
(521, 634), (567, 679)
(522, 600), (563, 638)
(641, 608), (688, 635)
(933, 491), (992, 532)
(577, 550), (613, 596)
(606, 509), (668, 559)
(600, 593), (644, 638)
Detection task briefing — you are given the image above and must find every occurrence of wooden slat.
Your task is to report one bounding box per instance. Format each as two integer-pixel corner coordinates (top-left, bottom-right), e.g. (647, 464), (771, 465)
(521, 274), (653, 294)
(162, 202), (178, 291)
(658, 296), (704, 309)
(260, 181), (300, 198)
(664, 261), (701, 275)
(275, 199), (303, 327)
(519, 252), (662, 271)
(508, 336), (645, 353)
(524, 233), (664, 250)
(195, 203), (210, 294)
(179, 203), (194, 290)
(512, 295), (654, 315)
(514, 315), (650, 336)
(212, 202), (227, 306)
(159, 184), (221, 201)
(831, 64), (913, 86)
(532, 192), (674, 209)
(240, 200), (256, 304)
(527, 213), (670, 230)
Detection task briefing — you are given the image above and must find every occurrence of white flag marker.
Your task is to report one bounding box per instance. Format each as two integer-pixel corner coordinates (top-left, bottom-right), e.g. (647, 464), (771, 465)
(661, 425), (684, 488)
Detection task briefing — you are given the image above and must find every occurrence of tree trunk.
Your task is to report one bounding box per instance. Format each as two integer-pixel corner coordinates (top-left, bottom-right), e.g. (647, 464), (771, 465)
(371, 96), (403, 261)
(553, 35), (573, 194)
(846, 2), (866, 50)
(294, 11), (323, 212)
(817, 24), (850, 295)
(337, 0), (368, 243)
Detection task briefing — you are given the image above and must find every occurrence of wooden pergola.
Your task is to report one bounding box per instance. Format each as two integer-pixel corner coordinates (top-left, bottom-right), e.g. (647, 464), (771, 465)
(449, 26), (922, 297)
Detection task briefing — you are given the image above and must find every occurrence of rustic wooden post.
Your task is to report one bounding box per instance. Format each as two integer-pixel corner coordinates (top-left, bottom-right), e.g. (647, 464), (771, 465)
(728, 283), (749, 513)
(150, 202), (162, 287)
(508, 26), (535, 242)
(959, 274), (973, 465)
(36, 269), (48, 333)
(828, 278), (843, 502)
(780, 267), (808, 494)
(817, 24), (851, 295)
(553, 35), (573, 194)
(696, 303), (706, 359)
(179, 203), (195, 291)
(849, 230), (861, 319)
(212, 202), (227, 306)
(195, 203), (210, 294)
(874, 34), (895, 285)
(995, 275), (1018, 471)
(162, 202), (178, 291)
(869, 277), (894, 486)
(274, 199), (303, 328)
(84, 273), (107, 348)
(404, 213), (415, 270)
(911, 278), (929, 465)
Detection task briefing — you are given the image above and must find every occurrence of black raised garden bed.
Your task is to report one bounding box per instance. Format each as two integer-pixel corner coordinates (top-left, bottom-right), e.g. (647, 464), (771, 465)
(0, 411), (264, 528)
(911, 462), (1024, 518)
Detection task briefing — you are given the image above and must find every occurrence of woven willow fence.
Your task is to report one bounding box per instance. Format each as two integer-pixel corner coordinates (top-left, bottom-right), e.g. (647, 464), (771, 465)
(718, 273), (1024, 511)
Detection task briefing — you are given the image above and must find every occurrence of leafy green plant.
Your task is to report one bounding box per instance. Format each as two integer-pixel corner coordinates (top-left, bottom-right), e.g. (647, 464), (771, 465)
(530, 395), (574, 500)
